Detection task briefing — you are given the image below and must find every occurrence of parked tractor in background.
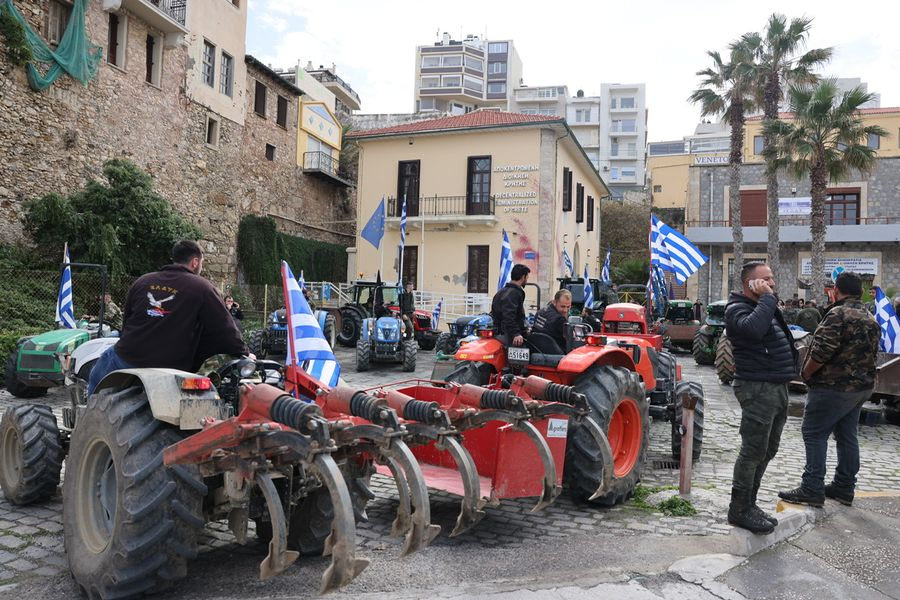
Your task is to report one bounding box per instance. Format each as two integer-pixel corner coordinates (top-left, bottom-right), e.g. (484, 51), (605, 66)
(556, 277), (619, 316)
(356, 311), (417, 372)
(336, 281), (439, 350)
(715, 329), (811, 389)
(248, 307), (337, 358)
(692, 300), (727, 366)
(434, 313), (493, 356)
(656, 299), (700, 351)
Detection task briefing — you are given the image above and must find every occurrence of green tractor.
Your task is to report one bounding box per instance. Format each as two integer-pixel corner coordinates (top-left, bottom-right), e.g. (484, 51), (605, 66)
(692, 300), (727, 366)
(657, 299), (700, 351)
(556, 277), (618, 316)
(5, 329), (91, 397)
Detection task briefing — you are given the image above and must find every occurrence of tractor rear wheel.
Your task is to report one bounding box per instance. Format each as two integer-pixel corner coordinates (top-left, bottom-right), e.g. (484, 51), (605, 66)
(356, 340), (371, 372)
(64, 386), (206, 599)
(247, 329), (266, 358)
(322, 313), (337, 349)
(715, 335), (735, 384)
(692, 330), (714, 365)
(443, 361), (493, 386)
(434, 332), (453, 355)
(5, 350), (48, 398)
(337, 309), (362, 347)
(418, 336), (437, 351)
(0, 404), (63, 505)
(401, 340), (417, 372)
(566, 365), (649, 506)
(671, 381), (704, 462)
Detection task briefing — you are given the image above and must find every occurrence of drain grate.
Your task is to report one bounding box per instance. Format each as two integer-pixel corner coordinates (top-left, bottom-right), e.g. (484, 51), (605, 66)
(652, 459), (680, 470)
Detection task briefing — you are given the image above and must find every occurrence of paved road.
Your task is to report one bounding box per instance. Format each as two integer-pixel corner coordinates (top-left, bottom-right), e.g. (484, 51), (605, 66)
(0, 346), (898, 598)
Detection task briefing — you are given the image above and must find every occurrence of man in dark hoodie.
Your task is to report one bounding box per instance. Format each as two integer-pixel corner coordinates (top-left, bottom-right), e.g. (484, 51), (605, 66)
(725, 262), (798, 534)
(490, 264), (530, 347)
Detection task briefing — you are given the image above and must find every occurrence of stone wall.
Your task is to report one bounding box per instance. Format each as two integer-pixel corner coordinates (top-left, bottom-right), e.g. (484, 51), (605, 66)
(0, 0), (354, 281)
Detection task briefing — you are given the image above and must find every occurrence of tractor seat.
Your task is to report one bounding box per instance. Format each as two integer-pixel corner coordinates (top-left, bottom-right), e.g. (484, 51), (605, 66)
(528, 332), (564, 355)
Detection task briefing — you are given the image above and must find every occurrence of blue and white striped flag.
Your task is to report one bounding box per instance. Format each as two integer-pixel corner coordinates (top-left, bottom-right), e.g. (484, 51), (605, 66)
(282, 261), (340, 387)
(583, 265), (594, 310)
(498, 229), (513, 291)
(298, 270), (306, 290)
(432, 298), (443, 329)
(874, 286), (900, 354)
(563, 248), (573, 277)
(601, 247), (612, 284)
(650, 215), (708, 283)
(400, 196), (407, 251)
(55, 243), (76, 329)
(654, 266), (668, 300)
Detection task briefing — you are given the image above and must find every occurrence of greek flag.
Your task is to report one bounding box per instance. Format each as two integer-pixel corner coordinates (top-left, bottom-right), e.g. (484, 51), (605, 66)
(583, 265), (594, 310)
(298, 270), (306, 290)
(563, 248), (573, 277)
(55, 243), (76, 329)
(282, 261), (340, 387)
(601, 247), (611, 284)
(400, 196), (407, 251)
(432, 298), (443, 329)
(650, 215), (708, 284)
(654, 266), (669, 300)
(874, 286), (900, 354)
(498, 229), (513, 291)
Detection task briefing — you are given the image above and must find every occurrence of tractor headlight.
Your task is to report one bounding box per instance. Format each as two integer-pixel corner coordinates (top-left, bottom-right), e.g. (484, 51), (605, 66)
(239, 360), (256, 378)
(368, 321), (375, 334)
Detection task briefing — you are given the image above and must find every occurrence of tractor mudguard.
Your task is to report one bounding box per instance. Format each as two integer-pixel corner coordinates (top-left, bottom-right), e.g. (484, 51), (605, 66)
(67, 336), (118, 378)
(94, 368), (225, 430)
(454, 337), (505, 372)
(556, 345), (636, 374)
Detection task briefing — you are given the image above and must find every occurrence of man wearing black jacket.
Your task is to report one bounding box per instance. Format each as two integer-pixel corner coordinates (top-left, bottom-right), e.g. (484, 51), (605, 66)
(491, 264), (530, 347)
(725, 262), (798, 535)
(87, 240), (249, 395)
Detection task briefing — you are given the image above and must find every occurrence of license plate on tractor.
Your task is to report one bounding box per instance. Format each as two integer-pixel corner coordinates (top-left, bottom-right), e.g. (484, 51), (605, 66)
(507, 347), (530, 364)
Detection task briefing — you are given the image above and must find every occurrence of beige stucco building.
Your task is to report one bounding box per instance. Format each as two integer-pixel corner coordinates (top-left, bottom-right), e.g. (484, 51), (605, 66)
(348, 111), (609, 301)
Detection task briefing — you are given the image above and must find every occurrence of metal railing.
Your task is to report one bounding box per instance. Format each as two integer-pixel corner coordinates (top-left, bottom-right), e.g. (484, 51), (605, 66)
(148, 0), (186, 25)
(686, 215), (900, 228)
(387, 195), (495, 218)
(303, 151), (351, 181)
(307, 70), (361, 105)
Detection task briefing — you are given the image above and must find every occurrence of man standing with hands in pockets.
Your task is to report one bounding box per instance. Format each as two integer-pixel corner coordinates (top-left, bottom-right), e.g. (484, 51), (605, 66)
(725, 262), (798, 534)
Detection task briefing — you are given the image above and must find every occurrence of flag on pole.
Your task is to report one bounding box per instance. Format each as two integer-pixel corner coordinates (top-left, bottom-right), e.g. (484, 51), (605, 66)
(601, 247), (612, 284)
(563, 248), (574, 277)
(583, 265), (594, 310)
(360, 197), (386, 249)
(498, 229), (513, 291)
(55, 243), (76, 329)
(874, 286), (900, 353)
(650, 214), (708, 283)
(400, 196), (407, 250)
(432, 298), (443, 329)
(298, 270), (306, 290)
(654, 266), (668, 300)
(281, 260), (340, 387)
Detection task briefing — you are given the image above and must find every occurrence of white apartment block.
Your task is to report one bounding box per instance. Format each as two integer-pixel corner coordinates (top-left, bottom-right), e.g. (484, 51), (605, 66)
(596, 83), (647, 199)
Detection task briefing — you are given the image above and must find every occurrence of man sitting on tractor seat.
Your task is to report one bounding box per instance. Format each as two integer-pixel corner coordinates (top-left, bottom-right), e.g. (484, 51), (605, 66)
(490, 264), (530, 347)
(531, 290), (572, 353)
(399, 282), (416, 340)
(86, 240), (249, 396)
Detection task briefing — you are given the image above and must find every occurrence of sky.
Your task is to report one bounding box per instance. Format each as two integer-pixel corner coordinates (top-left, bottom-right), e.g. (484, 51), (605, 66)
(246, 0), (900, 142)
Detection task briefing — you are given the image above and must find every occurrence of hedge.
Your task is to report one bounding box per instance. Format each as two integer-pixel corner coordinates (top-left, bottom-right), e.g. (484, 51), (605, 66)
(237, 216), (348, 285)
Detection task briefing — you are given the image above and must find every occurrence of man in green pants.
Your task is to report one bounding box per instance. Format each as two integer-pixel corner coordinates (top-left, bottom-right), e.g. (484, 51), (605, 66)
(725, 262), (799, 534)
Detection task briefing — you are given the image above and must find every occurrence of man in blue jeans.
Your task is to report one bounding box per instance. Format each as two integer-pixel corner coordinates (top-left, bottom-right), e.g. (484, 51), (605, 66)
(779, 272), (882, 507)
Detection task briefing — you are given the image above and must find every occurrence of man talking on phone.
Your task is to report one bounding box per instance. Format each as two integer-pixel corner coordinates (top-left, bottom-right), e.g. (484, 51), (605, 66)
(724, 262), (798, 534)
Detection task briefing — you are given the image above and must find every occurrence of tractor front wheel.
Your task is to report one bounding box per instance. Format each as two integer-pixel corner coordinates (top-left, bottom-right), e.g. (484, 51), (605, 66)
(356, 340), (371, 372)
(715, 335), (735, 384)
(5, 350), (48, 398)
(337, 309), (362, 347)
(417, 335), (437, 351)
(64, 386), (206, 599)
(0, 404), (63, 505)
(434, 332), (453, 355)
(671, 381), (704, 462)
(443, 361), (493, 386)
(692, 330), (714, 366)
(401, 340), (417, 372)
(247, 329), (266, 358)
(566, 365), (649, 506)
(322, 313), (337, 349)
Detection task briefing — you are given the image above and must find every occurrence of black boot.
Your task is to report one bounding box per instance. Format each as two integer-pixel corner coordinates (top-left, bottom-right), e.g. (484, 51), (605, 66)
(750, 487), (778, 526)
(778, 486), (825, 508)
(728, 489), (775, 534)
(824, 483), (854, 506)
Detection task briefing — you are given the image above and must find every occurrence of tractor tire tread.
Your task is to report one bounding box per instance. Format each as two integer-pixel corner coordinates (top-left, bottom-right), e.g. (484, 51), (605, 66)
(671, 381), (705, 462)
(402, 339), (417, 372)
(692, 331), (715, 366)
(0, 404), (63, 505)
(715, 335), (735, 384)
(356, 340), (371, 372)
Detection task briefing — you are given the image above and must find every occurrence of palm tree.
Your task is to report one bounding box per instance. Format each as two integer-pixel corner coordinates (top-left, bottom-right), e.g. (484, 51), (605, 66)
(763, 81), (886, 294)
(689, 42), (756, 292)
(743, 15), (832, 280)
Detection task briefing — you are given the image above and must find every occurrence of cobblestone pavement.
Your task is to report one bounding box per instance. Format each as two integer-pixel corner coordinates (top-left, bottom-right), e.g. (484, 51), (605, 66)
(0, 345), (898, 594)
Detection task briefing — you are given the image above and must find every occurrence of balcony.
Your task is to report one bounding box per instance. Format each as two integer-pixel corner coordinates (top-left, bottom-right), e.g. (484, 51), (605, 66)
(386, 195), (498, 227)
(685, 215), (900, 244)
(302, 152), (353, 187)
(306, 69), (361, 111)
(609, 127), (638, 136)
(609, 153), (639, 160)
(107, 0), (187, 35)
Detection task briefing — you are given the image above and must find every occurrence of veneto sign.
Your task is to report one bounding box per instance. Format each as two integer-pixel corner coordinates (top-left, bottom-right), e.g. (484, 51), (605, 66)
(494, 164), (538, 213)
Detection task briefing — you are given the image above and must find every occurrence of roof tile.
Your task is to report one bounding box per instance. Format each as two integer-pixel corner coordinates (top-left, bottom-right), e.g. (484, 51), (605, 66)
(349, 111), (562, 138)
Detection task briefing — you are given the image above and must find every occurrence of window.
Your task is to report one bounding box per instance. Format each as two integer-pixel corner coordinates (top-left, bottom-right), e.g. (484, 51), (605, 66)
(145, 34), (162, 85)
(653, 185), (662, 193)
(487, 82), (506, 94)
(622, 167), (636, 179)
(441, 75), (461, 87)
(47, 0), (71, 46)
(488, 61), (506, 74)
(610, 141), (619, 156)
(219, 52), (233, 96)
(825, 192), (860, 225)
(276, 95), (288, 128)
(587, 196), (595, 231)
(107, 13), (125, 67)
(627, 142), (637, 156)
(464, 56), (483, 71)
(609, 98), (617, 109)
(867, 133), (880, 150)
(619, 97), (635, 108)
(622, 119), (636, 132)
(575, 108), (591, 122)
(421, 55), (441, 68)
(265, 144), (276, 161)
(201, 40), (215, 87)
(610, 167), (620, 181)
(467, 246), (490, 294)
(421, 76), (440, 88)
(442, 54), (462, 67)
(307, 136), (326, 153)
(397, 160), (421, 216)
(576, 184), (584, 223)
(538, 87), (557, 98)
(466, 156), (492, 215)
(254, 80), (267, 117)
(205, 116), (219, 146)
(419, 98), (435, 110)
(562, 167), (572, 211)
(753, 135), (765, 155)
(488, 42), (508, 53)
(463, 75), (483, 92)
(537, 108), (556, 116)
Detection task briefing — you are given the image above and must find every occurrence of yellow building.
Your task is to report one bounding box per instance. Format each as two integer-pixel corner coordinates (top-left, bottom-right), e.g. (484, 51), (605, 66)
(348, 111), (609, 300)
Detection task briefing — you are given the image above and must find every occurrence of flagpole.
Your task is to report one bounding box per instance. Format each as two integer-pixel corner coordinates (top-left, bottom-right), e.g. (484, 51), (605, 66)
(398, 192), (406, 284)
(420, 210), (425, 292)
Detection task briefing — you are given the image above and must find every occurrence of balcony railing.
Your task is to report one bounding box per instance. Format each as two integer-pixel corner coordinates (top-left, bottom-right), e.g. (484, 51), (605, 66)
(686, 215), (900, 227)
(387, 195), (495, 218)
(302, 152), (352, 186)
(148, 0), (186, 25)
(308, 69), (361, 106)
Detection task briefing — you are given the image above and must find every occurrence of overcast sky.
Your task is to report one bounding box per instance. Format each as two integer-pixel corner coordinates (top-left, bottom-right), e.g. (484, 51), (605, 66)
(246, 0), (900, 142)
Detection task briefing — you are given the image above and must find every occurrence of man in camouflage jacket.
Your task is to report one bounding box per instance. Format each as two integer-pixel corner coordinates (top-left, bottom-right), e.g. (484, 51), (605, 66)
(779, 272), (881, 508)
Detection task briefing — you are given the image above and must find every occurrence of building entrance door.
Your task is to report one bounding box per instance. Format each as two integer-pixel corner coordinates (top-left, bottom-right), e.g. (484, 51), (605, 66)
(402, 246), (418, 288)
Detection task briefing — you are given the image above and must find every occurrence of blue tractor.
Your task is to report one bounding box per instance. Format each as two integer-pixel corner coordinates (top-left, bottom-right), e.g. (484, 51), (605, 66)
(248, 307), (337, 360)
(433, 313), (493, 356)
(356, 312), (417, 372)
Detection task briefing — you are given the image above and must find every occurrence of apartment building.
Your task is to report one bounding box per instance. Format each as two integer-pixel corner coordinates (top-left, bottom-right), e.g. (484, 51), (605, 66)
(413, 33), (523, 115)
(597, 83), (647, 199)
(303, 62), (362, 121)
